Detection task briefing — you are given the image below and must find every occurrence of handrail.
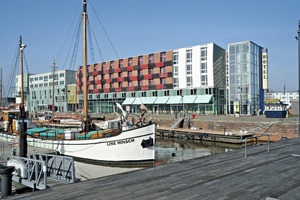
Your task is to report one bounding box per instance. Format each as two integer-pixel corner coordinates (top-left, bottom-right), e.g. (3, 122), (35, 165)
(244, 133), (270, 158)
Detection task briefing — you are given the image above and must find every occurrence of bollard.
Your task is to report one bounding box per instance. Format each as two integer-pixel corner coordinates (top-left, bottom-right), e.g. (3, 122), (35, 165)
(0, 166), (15, 197)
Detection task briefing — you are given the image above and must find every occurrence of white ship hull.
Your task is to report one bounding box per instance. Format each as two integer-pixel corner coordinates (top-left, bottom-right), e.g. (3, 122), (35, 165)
(0, 123), (156, 164)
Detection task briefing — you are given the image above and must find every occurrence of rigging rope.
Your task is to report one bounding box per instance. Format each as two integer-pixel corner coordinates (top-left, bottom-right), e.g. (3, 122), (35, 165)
(57, 4), (82, 69)
(4, 42), (19, 97)
(89, 1), (120, 59)
(88, 20), (104, 62)
(69, 17), (82, 70)
(87, 19), (96, 64)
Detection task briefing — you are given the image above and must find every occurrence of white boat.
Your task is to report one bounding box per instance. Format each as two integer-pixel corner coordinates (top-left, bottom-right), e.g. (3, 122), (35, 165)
(1, 0), (156, 165)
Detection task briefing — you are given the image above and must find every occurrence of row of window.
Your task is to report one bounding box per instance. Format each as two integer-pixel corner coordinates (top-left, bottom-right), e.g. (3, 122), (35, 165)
(30, 73), (65, 82)
(88, 52), (167, 71)
(29, 81), (65, 88)
(89, 88), (215, 100)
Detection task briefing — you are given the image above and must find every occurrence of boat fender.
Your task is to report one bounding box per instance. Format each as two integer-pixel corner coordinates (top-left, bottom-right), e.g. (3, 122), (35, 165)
(141, 137), (153, 148)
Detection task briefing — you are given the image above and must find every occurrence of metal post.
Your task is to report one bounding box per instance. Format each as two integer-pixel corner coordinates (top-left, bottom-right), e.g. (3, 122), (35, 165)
(244, 137), (248, 158)
(181, 94), (184, 117)
(267, 133), (270, 152)
(297, 20), (300, 135)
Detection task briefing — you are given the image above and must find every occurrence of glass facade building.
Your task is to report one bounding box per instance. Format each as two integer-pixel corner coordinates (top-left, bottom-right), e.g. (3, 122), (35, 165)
(228, 41), (265, 115)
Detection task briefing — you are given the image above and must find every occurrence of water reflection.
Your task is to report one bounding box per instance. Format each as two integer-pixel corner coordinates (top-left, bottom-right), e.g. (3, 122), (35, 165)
(155, 137), (242, 164)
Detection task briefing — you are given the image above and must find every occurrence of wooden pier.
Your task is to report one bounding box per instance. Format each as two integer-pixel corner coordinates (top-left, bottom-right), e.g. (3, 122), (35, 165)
(157, 126), (255, 144)
(6, 136), (300, 199)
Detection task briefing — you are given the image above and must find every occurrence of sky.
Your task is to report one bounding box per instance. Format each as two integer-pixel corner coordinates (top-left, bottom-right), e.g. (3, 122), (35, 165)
(1, 0), (300, 93)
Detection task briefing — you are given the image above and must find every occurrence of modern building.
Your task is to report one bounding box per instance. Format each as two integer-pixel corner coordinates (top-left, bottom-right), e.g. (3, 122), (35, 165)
(227, 41), (267, 115)
(76, 43), (227, 115)
(16, 70), (77, 115)
(267, 91), (299, 105)
(16, 41), (268, 117)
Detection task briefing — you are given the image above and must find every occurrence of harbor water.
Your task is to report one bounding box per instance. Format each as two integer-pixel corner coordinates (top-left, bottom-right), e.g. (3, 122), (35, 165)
(75, 137), (242, 181)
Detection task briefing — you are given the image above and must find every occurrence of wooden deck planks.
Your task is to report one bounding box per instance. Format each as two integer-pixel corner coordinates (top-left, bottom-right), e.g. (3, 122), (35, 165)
(7, 137), (300, 199)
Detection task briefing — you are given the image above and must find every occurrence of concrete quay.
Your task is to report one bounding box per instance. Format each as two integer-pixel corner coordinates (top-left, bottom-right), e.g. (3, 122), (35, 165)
(152, 114), (299, 141)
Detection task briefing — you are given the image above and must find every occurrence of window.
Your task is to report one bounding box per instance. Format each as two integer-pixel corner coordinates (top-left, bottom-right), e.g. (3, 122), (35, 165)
(187, 76), (193, 87)
(148, 68), (153, 74)
(186, 49), (192, 63)
(173, 51), (178, 65)
(201, 63), (207, 73)
(119, 59), (123, 68)
(173, 77), (179, 88)
(164, 90), (170, 96)
(153, 91), (157, 96)
(173, 66), (178, 76)
(128, 58), (133, 66)
(138, 56), (143, 65)
(149, 54), (154, 64)
(160, 78), (166, 84)
(39, 76), (43, 80)
(141, 92), (146, 97)
(201, 47), (207, 61)
(191, 89), (197, 95)
(160, 52), (166, 62)
(149, 80), (154, 86)
(60, 73), (64, 77)
(201, 75), (208, 86)
(44, 76), (48, 82)
(186, 64), (192, 75)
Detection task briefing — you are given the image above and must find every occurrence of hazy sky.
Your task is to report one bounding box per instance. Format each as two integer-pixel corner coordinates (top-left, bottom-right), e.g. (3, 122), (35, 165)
(1, 0), (299, 93)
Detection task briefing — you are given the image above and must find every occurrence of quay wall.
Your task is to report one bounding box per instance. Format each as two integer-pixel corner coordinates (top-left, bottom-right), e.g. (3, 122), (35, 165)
(102, 114), (299, 140)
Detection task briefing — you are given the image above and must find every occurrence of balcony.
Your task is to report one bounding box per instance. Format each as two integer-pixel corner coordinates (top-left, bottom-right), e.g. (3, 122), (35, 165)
(104, 88), (110, 93)
(144, 74), (152, 80)
(127, 86), (134, 91)
(159, 72), (167, 78)
(106, 78), (112, 83)
(155, 62), (164, 67)
(129, 76), (138, 81)
(155, 84), (165, 90)
(127, 66), (134, 71)
(117, 77), (124, 82)
(140, 64), (148, 69)
(92, 71), (98, 76)
(141, 86), (149, 90)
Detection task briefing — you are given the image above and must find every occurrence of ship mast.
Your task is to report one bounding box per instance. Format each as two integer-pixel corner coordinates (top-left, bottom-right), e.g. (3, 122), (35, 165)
(51, 58), (56, 113)
(19, 36), (26, 119)
(19, 36), (27, 157)
(82, 0), (90, 132)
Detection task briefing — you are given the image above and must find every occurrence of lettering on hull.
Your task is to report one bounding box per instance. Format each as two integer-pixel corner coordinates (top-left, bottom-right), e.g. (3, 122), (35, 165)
(107, 138), (135, 146)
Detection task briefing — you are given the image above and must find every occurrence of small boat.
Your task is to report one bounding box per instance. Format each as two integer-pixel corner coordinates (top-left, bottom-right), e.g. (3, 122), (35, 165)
(1, 0), (156, 165)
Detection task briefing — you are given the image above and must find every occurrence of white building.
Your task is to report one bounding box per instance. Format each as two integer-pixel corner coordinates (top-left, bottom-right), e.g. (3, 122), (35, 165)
(16, 69), (76, 113)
